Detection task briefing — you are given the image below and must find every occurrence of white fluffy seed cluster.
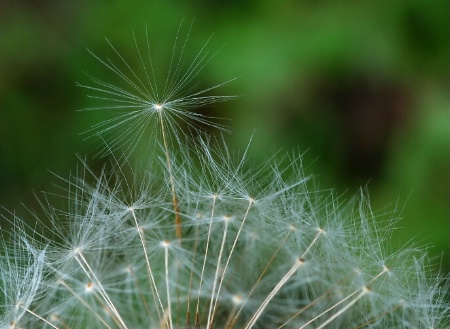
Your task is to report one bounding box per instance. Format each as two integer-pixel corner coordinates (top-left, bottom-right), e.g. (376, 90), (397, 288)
(1, 149), (448, 328)
(1, 25), (448, 328)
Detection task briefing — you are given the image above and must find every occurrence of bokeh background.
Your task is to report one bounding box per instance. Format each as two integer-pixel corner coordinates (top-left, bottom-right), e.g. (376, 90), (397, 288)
(0, 1), (448, 272)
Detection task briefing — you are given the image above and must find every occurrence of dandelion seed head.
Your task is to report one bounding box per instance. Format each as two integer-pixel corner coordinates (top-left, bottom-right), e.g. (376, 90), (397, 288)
(49, 313), (59, 322)
(222, 214), (234, 222)
(1, 23), (448, 329)
(73, 247), (83, 255)
(195, 211), (204, 220)
(85, 282), (95, 293)
(232, 294), (245, 305)
(160, 240), (171, 248)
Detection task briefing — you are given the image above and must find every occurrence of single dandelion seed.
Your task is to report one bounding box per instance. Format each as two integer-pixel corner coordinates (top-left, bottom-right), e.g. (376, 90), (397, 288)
(77, 20), (236, 158)
(77, 21), (236, 242)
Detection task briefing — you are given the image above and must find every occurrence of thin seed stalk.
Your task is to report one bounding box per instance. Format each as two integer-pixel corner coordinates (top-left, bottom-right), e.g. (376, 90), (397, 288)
(157, 106), (182, 241)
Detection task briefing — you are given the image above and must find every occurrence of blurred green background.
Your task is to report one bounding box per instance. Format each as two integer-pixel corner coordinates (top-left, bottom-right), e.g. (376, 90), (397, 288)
(0, 1), (448, 271)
